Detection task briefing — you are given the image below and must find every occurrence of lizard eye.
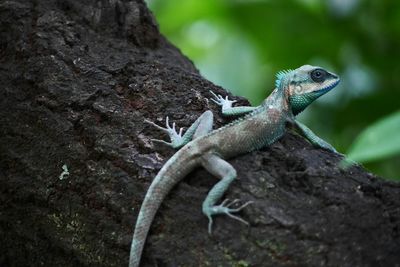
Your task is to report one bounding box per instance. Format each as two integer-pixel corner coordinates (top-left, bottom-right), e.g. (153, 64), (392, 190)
(310, 69), (327, 83)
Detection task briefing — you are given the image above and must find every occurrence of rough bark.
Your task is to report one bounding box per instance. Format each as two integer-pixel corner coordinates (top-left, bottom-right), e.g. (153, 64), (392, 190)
(0, 1), (399, 267)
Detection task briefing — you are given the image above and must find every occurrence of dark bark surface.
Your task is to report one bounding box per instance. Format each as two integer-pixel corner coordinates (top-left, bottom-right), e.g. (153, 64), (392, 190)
(1, 1), (399, 266)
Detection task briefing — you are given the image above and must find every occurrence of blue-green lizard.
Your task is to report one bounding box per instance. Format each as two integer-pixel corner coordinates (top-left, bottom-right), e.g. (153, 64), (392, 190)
(129, 65), (340, 267)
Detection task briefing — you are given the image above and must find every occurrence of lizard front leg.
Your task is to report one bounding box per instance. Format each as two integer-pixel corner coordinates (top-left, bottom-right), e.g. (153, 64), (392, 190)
(146, 110), (214, 149)
(210, 91), (257, 116)
(294, 120), (337, 152)
(294, 120), (359, 167)
(201, 153), (253, 234)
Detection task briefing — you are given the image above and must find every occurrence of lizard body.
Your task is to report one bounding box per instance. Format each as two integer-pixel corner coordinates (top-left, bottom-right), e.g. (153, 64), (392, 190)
(129, 65), (340, 267)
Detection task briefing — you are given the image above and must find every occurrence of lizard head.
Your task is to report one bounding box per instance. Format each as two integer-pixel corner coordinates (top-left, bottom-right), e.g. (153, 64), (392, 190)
(275, 65), (340, 116)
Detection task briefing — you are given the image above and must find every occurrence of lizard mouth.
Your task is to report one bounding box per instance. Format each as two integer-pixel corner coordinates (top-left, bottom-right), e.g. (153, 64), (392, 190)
(317, 79), (340, 95)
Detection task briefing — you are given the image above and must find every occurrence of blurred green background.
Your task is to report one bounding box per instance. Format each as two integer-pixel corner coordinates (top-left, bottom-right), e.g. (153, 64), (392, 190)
(146, 0), (400, 180)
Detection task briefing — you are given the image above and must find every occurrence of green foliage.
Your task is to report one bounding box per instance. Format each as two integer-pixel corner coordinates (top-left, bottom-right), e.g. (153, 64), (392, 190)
(347, 111), (400, 163)
(146, 0), (400, 179)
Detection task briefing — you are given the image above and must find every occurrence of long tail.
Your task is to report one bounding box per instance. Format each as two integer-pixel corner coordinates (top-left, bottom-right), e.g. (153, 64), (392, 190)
(129, 148), (197, 267)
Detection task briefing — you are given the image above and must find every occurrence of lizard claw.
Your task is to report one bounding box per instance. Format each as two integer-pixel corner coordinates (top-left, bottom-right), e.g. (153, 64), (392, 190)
(205, 199), (253, 234)
(144, 119), (167, 132)
(150, 138), (171, 145)
(209, 90), (237, 108)
(145, 117), (185, 148)
(222, 200), (253, 226)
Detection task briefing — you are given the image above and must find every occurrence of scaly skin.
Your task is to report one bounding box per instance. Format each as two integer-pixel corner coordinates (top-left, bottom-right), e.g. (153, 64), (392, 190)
(129, 65), (340, 267)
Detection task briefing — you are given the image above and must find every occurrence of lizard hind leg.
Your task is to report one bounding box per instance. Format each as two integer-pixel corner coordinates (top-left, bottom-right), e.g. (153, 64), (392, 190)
(201, 153), (253, 234)
(193, 110), (213, 139)
(145, 110), (214, 149)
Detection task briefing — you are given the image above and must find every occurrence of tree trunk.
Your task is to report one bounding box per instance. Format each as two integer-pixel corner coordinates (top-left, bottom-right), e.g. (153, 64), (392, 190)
(0, 1), (399, 266)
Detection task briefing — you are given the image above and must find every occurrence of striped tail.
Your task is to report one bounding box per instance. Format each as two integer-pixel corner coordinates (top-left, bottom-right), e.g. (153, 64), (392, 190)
(129, 148), (197, 267)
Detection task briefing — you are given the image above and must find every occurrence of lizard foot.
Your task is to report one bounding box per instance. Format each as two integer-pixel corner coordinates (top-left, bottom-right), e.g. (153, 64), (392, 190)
(209, 90), (237, 108)
(204, 199), (253, 234)
(145, 117), (185, 148)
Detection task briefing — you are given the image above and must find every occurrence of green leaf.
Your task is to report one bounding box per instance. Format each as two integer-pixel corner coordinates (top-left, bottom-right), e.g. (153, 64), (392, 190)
(347, 111), (400, 163)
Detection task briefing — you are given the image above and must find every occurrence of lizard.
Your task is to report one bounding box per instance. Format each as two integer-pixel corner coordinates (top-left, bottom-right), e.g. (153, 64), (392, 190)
(129, 65), (340, 267)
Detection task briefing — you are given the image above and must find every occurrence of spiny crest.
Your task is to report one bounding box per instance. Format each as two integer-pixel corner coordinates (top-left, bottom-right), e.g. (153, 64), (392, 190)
(275, 69), (293, 89)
